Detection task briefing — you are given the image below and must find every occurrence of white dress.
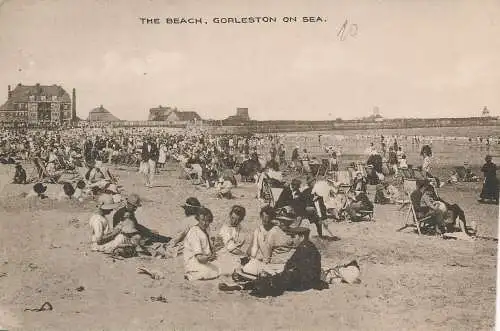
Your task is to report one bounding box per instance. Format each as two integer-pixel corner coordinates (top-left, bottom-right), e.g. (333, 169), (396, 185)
(217, 224), (245, 275)
(183, 226), (220, 280)
(158, 145), (167, 164)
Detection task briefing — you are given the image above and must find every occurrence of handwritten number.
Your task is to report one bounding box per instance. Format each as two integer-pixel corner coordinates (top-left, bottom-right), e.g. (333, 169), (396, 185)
(337, 19), (348, 41)
(338, 19), (357, 41)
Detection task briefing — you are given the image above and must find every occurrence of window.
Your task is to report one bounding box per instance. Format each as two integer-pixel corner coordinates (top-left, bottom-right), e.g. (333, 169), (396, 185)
(40, 95), (46, 101)
(52, 96), (57, 101)
(29, 95), (35, 101)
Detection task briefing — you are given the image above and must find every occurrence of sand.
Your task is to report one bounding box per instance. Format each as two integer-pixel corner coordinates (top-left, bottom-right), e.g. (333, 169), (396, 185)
(0, 157), (497, 330)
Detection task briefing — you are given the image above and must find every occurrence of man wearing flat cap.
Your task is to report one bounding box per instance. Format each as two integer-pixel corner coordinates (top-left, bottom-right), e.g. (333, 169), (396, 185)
(219, 226), (327, 297)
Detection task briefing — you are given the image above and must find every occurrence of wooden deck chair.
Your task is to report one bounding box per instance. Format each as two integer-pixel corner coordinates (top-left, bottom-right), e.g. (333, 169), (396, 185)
(315, 159), (331, 178)
(300, 159), (312, 174)
(335, 170), (353, 193)
(355, 162), (367, 178)
(32, 157), (57, 183)
(261, 177), (284, 207)
(396, 191), (434, 235)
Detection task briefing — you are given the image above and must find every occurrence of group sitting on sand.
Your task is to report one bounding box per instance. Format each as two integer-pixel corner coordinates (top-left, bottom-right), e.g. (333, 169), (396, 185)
(1, 127), (496, 301)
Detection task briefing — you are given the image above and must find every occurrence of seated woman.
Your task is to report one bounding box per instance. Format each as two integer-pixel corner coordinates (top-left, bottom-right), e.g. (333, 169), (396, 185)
(184, 207), (220, 281)
(216, 205), (248, 276)
(352, 171), (368, 193)
(12, 163), (27, 184)
(346, 191), (374, 222)
(214, 175), (233, 199)
(237, 206), (293, 280)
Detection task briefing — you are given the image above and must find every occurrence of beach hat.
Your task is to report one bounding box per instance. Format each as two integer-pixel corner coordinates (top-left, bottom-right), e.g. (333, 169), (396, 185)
(97, 194), (120, 210)
(181, 197), (201, 209)
(126, 193), (142, 207)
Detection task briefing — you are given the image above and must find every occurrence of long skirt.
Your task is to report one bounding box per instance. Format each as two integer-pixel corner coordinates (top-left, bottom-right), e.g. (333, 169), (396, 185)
(184, 257), (220, 281)
(480, 177), (499, 201)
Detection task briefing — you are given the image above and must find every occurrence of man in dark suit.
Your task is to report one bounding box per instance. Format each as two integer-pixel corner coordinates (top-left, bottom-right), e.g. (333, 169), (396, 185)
(140, 137), (159, 188)
(218, 227), (327, 297)
(275, 178), (306, 217)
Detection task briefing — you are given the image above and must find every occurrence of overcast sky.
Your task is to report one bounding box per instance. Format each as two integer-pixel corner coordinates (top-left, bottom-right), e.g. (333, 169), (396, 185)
(0, 0), (499, 121)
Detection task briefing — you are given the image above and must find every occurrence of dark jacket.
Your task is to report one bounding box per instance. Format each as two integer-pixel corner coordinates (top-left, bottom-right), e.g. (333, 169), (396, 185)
(250, 239), (325, 297)
(141, 142), (159, 162)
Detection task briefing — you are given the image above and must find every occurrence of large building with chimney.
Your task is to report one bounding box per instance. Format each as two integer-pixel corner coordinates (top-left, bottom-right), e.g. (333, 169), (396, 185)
(0, 83), (75, 126)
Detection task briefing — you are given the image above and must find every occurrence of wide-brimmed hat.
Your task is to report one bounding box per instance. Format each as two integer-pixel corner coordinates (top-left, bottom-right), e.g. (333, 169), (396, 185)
(181, 197), (201, 209)
(126, 193), (142, 207)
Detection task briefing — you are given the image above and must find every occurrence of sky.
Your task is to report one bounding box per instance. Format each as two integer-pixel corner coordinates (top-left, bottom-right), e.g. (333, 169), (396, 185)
(0, 0), (499, 121)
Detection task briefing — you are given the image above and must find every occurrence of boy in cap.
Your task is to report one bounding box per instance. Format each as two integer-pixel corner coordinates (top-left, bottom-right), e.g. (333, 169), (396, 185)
(89, 194), (119, 250)
(219, 227), (327, 297)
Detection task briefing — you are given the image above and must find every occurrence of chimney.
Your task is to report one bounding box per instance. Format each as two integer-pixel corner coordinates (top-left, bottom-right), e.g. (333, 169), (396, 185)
(72, 88), (76, 123)
(7, 85), (12, 99)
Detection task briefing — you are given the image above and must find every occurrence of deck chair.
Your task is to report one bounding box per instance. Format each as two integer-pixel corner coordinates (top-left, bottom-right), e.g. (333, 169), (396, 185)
(397, 180), (435, 235)
(315, 158), (331, 178)
(397, 192), (434, 235)
(32, 157), (57, 183)
(335, 170), (353, 193)
(300, 159), (312, 174)
(260, 176), (284, 207)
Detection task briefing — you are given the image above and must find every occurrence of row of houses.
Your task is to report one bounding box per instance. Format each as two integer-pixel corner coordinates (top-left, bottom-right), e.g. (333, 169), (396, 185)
(0, 83), (204, 127)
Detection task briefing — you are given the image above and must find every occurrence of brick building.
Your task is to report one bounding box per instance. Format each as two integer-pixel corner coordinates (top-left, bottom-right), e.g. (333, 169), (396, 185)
(0, 83), (75, 126)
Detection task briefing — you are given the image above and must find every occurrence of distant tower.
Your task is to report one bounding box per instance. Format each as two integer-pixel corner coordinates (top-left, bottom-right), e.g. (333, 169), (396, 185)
(7, 85), (12, 99)
(373, 106), (380, 117)
(236, 107), (250, 121)
(72, 88), (76, 123)
(482, 106), (490, 117)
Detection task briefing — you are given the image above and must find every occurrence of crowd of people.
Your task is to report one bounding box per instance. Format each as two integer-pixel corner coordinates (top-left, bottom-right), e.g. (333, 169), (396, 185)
(0, 126), (498, 297)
